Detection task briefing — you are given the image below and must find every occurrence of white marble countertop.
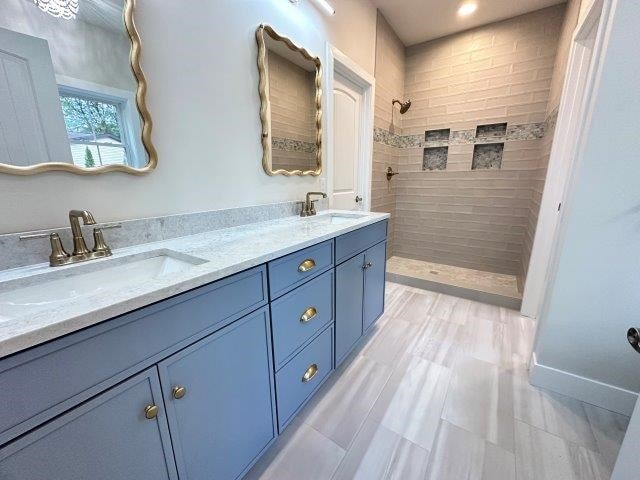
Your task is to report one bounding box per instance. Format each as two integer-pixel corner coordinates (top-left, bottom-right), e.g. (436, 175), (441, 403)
(0, 210), (389, 358)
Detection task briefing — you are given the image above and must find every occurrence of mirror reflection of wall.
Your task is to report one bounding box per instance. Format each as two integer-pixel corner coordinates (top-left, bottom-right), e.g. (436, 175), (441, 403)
(267, 49), (317, 172)
(0, 0), (149, 172)
(257, 25), (321, 176)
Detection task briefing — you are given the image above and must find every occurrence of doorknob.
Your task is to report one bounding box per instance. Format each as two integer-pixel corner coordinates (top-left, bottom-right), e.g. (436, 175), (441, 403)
(355, 196), (362, 203)
(627, 328), (640, 354)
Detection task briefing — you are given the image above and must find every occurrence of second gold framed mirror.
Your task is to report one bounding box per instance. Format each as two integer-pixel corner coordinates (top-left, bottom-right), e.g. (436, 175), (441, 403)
(256, 24), (322, 176)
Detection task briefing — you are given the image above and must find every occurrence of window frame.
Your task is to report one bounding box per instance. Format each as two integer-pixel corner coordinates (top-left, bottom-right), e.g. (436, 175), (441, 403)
(56, 75), (146, 168)
(59, 90), (130, 167)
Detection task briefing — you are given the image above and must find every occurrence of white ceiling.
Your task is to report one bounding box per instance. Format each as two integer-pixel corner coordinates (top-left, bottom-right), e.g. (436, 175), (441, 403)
(371, 0), (566, 46)
(77, 0), (124, 33)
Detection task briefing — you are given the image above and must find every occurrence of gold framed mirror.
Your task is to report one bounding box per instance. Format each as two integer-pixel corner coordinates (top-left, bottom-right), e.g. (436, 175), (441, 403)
(0, 0), (156, 175)
(256, 24), (322, 176)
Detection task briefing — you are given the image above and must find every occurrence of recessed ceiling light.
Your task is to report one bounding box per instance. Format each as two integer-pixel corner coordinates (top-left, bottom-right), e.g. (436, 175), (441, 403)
(458, 2), (477, 16)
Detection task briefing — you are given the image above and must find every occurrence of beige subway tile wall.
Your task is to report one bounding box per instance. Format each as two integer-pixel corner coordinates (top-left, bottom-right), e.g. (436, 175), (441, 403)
(372, 3), (583, 280)
(268, 50), (317, 171)
(371, 11), (405, 254)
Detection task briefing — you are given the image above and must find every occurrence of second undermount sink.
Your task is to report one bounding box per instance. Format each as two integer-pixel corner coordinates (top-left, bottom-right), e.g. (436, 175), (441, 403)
(0, 250), (207, 321)
(314, 212), (368, 225)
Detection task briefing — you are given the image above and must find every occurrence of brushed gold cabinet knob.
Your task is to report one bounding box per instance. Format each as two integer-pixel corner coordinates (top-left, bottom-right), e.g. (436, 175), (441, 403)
(302, 363), (319, 383)
(300, 307), (318, 324)
(172, 386), (187, 399)
(298, 259), (316, 272)
(144, 404), (159, 420)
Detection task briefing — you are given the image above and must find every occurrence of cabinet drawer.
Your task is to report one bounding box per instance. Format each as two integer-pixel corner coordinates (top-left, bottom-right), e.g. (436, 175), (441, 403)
(0, 266), (267, 446)
(275, 326), (333, 430)
(271, 270), (334, 368)
(268, 240), (334, 299)
(335, 221), (388, 264)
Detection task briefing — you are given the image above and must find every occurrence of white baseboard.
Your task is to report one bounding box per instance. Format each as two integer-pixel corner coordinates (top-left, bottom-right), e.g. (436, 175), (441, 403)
(529, 353), (638, 416)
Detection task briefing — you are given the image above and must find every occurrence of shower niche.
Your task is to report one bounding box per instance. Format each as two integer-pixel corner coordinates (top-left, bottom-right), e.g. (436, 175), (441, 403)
(425, 128), (450, 143)
(475, 122), (507, 139)
(423, 146), (448, 171)
(472, 123), (505, 170)
(423, 128), (450, 171)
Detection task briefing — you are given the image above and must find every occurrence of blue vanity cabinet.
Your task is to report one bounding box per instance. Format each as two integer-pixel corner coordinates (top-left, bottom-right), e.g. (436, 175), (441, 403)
(363, 241), (387, 332)
(335, 252), (366, 365)
(0, 265), (268, 446)
(0, 218), (388, 479)
(158, 307), (276, 480)
(0, 368), (178, 480)
(334, 220), (388, 367)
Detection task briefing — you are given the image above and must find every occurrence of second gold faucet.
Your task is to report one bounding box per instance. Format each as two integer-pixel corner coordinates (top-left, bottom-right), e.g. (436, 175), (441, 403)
(300, 192), (327, 217)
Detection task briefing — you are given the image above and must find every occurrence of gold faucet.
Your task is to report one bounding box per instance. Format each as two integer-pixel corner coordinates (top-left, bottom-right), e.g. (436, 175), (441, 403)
(49, 210), (112, 266)
(300, 192), (327, 217)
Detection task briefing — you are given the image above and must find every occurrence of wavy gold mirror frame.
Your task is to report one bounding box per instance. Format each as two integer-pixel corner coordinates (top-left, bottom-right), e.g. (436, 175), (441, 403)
(256, 24), (322, 176)
(0, 0), (156, 176)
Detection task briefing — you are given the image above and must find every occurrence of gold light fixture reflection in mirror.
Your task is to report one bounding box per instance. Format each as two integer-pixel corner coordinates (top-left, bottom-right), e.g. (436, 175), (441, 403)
(33, 0), (79, 19)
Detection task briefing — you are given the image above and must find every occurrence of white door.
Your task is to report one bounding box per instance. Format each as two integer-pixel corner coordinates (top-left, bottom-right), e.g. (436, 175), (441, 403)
(332, 72), (364, 211)
(520, 1), (602, 318)
(0, 27), (71, 166)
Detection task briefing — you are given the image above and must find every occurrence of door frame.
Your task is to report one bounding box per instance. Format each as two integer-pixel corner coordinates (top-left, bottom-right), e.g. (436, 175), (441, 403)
(521, 0), (609, 319)
(323, 44), (375, 211)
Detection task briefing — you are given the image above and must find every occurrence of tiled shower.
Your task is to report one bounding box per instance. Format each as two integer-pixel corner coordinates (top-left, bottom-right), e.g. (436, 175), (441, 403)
(371, 3), (580, 306)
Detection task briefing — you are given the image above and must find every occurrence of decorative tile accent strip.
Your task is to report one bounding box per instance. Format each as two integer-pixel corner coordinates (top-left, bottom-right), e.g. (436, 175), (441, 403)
(373, 127), (400, 147)
(398, 134), (423, 148)
(472, 143), (504, 170)
(374, 122), (545, 149)
(506, 123), (545, 140)
(0, 200), (328, 271)
(423, 147), (448, 171)
(272, 137), (317, 153)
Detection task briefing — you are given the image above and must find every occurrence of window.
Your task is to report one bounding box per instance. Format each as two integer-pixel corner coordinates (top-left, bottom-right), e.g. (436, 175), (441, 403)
(59, 92), (130, 168)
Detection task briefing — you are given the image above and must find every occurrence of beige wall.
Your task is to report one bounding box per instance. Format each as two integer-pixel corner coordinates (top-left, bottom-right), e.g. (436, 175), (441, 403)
(0, 0), (377, 234)
(385, 6), (565, 276)
(268, 50), (317, 171)
(371, 12), (405, 254)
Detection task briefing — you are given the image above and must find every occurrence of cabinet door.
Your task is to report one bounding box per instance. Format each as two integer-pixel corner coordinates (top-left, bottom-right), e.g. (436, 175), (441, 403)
(0, 368), (177, 480)
(158, 308), (276, 480)
(363, 241), (387, 332)
(335, 252), (365, 365)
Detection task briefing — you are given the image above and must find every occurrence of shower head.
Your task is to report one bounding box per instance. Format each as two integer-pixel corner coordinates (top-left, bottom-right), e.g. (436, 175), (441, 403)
(392, 99), (411, 114)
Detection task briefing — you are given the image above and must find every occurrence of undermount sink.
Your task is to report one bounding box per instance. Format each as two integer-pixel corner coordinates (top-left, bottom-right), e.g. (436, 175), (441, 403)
(0, 250), (207, 320)
(313, 212), (368, 225)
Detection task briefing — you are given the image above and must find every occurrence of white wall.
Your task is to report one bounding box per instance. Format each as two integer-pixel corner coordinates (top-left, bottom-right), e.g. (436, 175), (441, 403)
(533, 0), (640, 396)
(0, 0), (376, 233)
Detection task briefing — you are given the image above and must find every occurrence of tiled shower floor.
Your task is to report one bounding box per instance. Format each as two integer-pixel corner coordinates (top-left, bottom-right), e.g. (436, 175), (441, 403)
(386, 256), (522, 309)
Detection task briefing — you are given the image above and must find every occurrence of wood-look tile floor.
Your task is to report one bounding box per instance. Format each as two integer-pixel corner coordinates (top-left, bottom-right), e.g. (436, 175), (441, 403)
(245, 282), (629, 480)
